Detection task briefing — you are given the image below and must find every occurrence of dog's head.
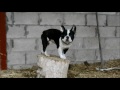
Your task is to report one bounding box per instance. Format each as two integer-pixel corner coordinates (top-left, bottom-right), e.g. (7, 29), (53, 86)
(60, 25), (76, 45)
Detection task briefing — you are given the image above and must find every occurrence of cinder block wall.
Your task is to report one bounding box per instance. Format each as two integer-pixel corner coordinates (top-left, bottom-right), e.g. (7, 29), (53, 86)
(6, 12), (120, 69)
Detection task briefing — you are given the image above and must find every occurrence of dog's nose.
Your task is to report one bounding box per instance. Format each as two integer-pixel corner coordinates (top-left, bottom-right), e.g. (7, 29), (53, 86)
(66, 36), (69, 40)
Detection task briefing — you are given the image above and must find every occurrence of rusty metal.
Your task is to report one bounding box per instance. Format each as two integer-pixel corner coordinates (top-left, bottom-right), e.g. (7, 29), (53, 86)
(0, 12), (7, 70)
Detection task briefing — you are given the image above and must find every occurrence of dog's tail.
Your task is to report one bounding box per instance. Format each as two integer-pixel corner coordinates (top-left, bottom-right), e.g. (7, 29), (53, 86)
(41, 31), (49, 52)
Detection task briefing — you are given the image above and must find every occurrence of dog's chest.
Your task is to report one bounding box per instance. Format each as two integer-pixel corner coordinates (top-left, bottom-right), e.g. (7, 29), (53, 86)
(59, 38), (71, 49)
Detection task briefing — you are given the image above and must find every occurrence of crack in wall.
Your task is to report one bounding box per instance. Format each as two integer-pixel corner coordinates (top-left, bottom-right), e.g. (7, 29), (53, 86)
(114, 27), (117, 37)
(85, 14), (87, 26)
(24, 25), (28, 37)
(25, 53), (27, 64)
(11, 39), (14, 48)
(82, 38), (85, 48)
(72, 50), (76, 61)
(11, 12), (15, 24)
(7, 39), (12, 54)
(6, 24), (9, 33)
(62, 13), (66, 25)
(35, 39), (39, 50)
(106, 15), (108, 26)
(6, 13), (9, 24)
(95, 27), (98, 37)
(95, 50), (98, 60)
(38, 13), (41, 25)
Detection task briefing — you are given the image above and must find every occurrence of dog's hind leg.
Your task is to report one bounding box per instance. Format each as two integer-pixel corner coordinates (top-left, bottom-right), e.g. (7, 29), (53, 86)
(41, 35), (50, 56)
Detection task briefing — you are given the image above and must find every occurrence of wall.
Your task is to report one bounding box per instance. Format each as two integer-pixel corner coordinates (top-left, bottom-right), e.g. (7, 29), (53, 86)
(6, 12), (120, 69)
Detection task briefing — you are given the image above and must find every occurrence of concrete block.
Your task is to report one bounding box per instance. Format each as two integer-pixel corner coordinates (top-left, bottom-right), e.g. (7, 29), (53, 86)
(74, 12), (95, 14)
(8, 64), (36, 69)
(7, 25), (25, 38)
(64, 13), (85, 25)
(50, 25), (62, 30)
(61, 12), (95, 14)
(65, 49), (76, 61)
(107, 15), (120, 26)
(26, 51), (41, 64)
(76, 26), (96, 37)
(75, 50), (96, 61)
(27, 26), (53, 38)
(47, 50), (58, 56)
(7, 52), (25, 65)
(83, 37), (99, 49)
(98, 12), (116, 15)
(116, 27), (120, 37)
(116, 12), (120, 15)
(96, 49), (120, 61)
(99, 27), (116, 37)
(87, 14), (96, 26)
(37, 39), (43, 51)
(14, 12), (39, 24)
(12, 39), (36, 51)
(46, 44), (57, 50)
(104, 38), (120, 49)
(40, 12), (63, 25)
(27, 25), (63, 38)
(87, 14), (106, 26)
(70, 38), (83, 49)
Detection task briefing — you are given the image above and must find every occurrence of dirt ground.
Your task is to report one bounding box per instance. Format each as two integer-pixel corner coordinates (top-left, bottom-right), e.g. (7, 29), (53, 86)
(0, 59), (120, 78)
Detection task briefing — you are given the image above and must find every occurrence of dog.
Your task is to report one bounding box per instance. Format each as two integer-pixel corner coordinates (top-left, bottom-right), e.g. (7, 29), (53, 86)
(41, 25), (76, 59)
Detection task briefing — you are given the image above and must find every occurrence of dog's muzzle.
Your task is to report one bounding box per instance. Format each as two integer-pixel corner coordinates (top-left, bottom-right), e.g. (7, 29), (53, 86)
(62, 40), (71, 45)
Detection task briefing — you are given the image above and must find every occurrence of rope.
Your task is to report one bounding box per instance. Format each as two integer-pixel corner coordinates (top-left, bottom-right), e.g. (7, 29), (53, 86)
(95, 12), (104, 69)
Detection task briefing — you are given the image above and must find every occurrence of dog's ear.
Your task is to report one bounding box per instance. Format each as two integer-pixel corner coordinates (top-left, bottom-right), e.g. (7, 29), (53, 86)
(60, 25), (65, 32)
(71, 25), (76, 34)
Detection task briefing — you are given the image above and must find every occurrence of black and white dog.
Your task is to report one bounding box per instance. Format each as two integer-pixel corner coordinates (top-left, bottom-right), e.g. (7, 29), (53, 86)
(41, 25), (76, 59)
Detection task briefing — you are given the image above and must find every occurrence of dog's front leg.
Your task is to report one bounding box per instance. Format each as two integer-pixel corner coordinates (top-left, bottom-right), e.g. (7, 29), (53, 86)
(58, 47), (66, 59)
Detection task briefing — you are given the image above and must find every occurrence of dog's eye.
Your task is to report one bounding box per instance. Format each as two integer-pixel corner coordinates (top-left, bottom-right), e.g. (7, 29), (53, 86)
(69, 32), (74, 36)
(69, 33), (72, 36)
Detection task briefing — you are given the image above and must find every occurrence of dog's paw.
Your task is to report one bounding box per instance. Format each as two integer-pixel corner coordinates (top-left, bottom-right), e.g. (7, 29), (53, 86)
(45, 53), (50, 57)
(41, 51), (50, 57)
(45, 52), (50, 57)
(60, 55), (66, 59)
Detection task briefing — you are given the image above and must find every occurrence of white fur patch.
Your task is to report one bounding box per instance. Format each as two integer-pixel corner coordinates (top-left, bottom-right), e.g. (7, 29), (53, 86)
(59, 37), (71, 49)
(67, 29), (72, 42)
(58, 47), (66, 59)
(47, 37), (49, 41)
(45, 51), (50, 56)
(48, 39), (55, 44)
(58, 37), (72, 59)
(47, 37), (55, 44)
(60, 27), (64, 32)
(41, 50), (50, 56)
(50, 39), (55, 43)
(67, 29), (70, 36)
